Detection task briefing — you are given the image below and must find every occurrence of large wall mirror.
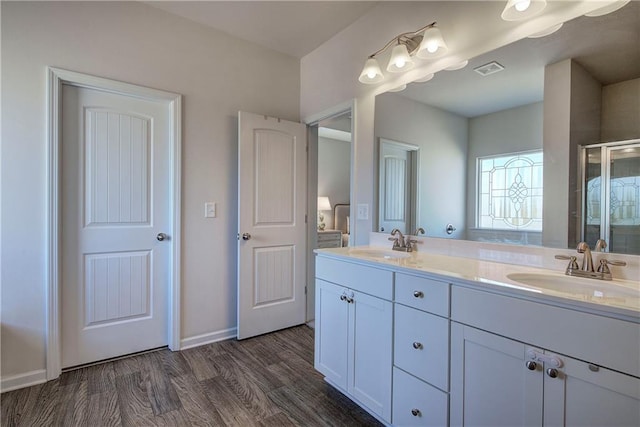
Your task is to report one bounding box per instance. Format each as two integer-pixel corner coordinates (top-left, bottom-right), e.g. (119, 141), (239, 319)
(375, 2), (640, 254)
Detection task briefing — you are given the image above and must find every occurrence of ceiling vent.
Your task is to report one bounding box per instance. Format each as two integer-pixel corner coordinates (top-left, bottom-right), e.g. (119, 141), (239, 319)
(474, 61), (505, 76)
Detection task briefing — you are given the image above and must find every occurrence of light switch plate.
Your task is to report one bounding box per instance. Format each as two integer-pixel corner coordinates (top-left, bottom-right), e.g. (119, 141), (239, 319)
(205, 202), (216, 218)
(357, 203), (369, 220)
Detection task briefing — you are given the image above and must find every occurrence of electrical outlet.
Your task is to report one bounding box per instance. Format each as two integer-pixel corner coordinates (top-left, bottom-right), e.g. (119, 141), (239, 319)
(357, 203), (369, 220)
(205, 202), (216, 218)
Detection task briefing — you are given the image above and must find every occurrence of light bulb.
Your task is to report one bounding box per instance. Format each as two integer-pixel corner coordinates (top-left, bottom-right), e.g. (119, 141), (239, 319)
(395, 58), (406, 69)
(515, 0), (531, 12)
(367, 70), (376, 79)
(426, 41), (439, 53)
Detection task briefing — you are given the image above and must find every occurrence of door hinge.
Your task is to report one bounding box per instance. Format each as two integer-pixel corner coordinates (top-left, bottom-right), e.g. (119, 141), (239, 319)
(305, 214), (308, 224)
(305, 286), (307, 295)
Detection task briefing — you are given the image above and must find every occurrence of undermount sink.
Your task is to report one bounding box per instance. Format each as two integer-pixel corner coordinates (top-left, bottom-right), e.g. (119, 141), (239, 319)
(349, 248), (412, 260)
(506, 273), (639, 299)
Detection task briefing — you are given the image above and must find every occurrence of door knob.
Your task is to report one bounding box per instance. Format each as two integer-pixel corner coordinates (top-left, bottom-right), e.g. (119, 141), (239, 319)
(157, 233), (168, 241)
(242, 233), (251, 241)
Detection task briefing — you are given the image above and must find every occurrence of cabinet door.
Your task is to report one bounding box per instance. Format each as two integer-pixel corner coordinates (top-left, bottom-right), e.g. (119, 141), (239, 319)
(314, 279), (349, 389)
(349, 290), (393, 422)
(450, 323), (543, 427)
(543, 351), (640, 427)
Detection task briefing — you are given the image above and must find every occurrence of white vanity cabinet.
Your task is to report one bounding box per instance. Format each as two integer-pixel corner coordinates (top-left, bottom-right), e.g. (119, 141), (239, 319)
(392, 273), (451, 426)
(450, 285), (640, 427)
(314, 257), (393, 423)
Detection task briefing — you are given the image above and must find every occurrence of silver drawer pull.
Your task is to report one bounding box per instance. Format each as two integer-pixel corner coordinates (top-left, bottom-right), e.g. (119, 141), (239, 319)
(411, 408), (421, 417)
(413, 290), (424, 298)
(412, 342), (423, 350)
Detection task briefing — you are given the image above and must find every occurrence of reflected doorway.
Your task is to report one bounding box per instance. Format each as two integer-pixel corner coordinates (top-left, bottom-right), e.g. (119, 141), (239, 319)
(581, 140), (640, 254)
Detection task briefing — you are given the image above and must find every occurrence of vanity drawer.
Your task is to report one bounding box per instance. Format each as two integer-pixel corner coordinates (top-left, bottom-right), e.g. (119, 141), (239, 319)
(315, 256), (393, 300)
(395, 273), (450, 317)
(394, 304), (449, 391)
(392, 367), (448, 427)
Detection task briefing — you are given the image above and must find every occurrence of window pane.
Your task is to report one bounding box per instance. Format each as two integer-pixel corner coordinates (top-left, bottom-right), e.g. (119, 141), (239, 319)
(477, 150), (543, 231)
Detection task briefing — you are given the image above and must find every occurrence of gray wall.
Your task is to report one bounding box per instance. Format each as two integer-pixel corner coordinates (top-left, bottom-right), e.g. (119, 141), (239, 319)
(1, 1), (299, 381)
(602, 77), (640, 142)
(375, 93), (468, 239)
(466, 102), (543, 244)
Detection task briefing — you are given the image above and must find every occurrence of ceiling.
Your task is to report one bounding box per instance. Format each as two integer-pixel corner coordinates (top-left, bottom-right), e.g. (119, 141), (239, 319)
(398, 1), (640, 118)
(146, 1), (377, 58)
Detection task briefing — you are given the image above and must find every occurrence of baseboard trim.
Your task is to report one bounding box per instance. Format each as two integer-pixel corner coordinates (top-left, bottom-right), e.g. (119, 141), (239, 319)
(1, 369), (47, 393)
(180, 327), (237, 350)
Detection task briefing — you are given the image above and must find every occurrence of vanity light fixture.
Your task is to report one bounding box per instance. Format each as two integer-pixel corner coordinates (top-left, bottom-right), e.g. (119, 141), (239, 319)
(584, 0), (630, 17)
(414, 73), (435, 83)
(388, 84), (408, 92)
(358, 22), (448, 84)
(501, 0), (547, 21)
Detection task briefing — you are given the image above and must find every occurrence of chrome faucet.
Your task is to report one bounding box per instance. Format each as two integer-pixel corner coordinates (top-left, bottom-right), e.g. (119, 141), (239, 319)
(388, 228), (420, 252)
(576, 242), (594, 272)
(555, 241), (626, 281)
(413, 227), (425, 236)
(594, 239), (607, 252)
(388, 229), (406, 250)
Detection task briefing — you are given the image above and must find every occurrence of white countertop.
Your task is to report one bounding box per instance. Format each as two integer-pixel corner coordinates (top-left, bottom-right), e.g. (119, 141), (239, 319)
(315, 246), (640, 321)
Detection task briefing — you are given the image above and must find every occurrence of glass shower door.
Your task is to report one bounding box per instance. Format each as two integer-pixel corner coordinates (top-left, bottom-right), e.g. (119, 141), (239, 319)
(582, 141), (640, 255)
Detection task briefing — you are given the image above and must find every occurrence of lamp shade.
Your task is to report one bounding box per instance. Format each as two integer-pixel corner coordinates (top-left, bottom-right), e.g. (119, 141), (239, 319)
(358, 57), (384, 84)
(387, 43), (414, 73)
(416, 26), (448, 58)
(501, 0), (547, 21)
(317, 196), (331, 211)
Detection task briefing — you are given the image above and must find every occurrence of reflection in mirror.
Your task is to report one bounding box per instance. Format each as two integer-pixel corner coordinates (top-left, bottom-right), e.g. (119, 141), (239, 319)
(318, 111), (352, 248)
(374, 2), (640, 253)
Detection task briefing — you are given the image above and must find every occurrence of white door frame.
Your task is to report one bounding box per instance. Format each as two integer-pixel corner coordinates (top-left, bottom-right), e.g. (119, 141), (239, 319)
(46, 67), (182, 380)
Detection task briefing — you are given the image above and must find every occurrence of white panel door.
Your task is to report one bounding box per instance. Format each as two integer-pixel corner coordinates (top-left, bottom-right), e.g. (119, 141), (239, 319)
(61, 85), (170, 368)
(378, 139), (417, 234)
(237, 112), (307, 339)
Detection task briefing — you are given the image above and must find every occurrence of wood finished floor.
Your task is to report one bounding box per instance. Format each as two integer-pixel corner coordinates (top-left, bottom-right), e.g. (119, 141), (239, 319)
(1, 326), (381, 427)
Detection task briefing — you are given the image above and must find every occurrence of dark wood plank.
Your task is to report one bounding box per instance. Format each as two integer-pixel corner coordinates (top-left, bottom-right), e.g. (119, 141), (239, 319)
(212, 352), (282, 420)
(259, 411), (298, 427)
(202, 376), (262, 427)
(170, 372), (226, 426)
(86, 389), (121, 427)
(139, 352), (183, 415)
(1, 326), (380, 427)
(54, 379), (88, 426)
(87, 362), (116, 395)
(180, 346), (221, 381)
(115, 371), (158, 427)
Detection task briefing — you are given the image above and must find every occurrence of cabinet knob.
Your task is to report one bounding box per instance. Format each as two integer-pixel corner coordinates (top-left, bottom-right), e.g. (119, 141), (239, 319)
(340, 294), (347, 301)
(546, 368), (559, 378)
(525, 361), (537, 371)
(412, 342), (423, 350)
(411, 408), (421, 417)
(413, 290), (424, 298)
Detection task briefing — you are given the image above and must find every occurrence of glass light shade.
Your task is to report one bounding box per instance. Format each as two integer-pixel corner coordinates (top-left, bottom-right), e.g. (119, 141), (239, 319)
(317, 196), (331, 211)
(416, 26), (448, 59)
(414, 73), (435, 83)
(501, 0), (546, 21)
(388, 84), (407, 93)
(584, 0), (630, 17)
(358, 57), (384, 84)
(527, 22), (563, 38)
(387, 43), (414, 73)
